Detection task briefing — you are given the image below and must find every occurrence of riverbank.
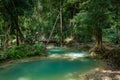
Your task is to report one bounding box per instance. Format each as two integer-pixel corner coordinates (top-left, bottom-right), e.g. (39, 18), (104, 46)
(0, 56), (47, 69)
(84, 68), (120, 80)
(64, 67), (120, 80)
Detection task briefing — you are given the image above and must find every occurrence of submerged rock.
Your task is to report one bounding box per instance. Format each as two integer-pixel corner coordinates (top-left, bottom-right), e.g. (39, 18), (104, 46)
(48, 53), (89, 60)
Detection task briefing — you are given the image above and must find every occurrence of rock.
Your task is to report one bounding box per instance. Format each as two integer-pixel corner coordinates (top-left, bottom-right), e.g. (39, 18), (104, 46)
(90, 52), (97, 57)
(115, 75), (120, 80)
(101, 76), (112, 80)
(46, 45), (55, 49)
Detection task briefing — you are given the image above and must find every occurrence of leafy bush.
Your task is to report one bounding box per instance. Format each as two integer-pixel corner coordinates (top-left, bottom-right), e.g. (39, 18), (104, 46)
(103, 29), (117, 43)
(0, 54), (6, 60)
(0, 51), (2, 59)
(33, 43), (46, 55)
(0, 50), (7, 60)
(0, 54), (2, 60)
(5, 43), (47, 59)
(5, 45), (29, 59)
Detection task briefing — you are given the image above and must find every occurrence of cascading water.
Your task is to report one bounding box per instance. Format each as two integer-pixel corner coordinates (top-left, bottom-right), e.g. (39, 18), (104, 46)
(48, 47), (89, 59)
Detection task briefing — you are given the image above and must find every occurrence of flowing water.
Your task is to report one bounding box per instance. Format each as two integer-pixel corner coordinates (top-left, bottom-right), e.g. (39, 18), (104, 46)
(0, 47), (102, 80)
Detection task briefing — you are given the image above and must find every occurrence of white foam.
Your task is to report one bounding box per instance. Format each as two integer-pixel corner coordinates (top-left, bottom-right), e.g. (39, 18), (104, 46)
(48, 53), (87, 59)
(18, 77), (30, 80)
(68, 53), (85, 59)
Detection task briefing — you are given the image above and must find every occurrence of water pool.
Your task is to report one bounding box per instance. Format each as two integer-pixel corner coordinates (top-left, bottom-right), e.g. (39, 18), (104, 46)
(0, 47), (102, 80)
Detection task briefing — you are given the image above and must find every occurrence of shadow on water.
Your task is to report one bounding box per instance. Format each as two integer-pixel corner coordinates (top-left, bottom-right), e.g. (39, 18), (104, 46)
(0, 47), (102, 80)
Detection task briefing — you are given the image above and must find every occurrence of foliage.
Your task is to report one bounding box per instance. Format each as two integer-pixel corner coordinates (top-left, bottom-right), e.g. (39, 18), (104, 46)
(0, 0), (37, 45)
(5, 43), (46, 59)
(33, 43), (46, 55)
(0, 0), (120, 70)
(5, 45), (30, 59)
(0, 51), (3, 60)
(0, 0), (119, 45)
(103, 29), (117, 43)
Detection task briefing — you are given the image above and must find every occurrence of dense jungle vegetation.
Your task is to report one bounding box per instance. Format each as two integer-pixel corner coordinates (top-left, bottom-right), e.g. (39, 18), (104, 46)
(0, 0), (120, 72)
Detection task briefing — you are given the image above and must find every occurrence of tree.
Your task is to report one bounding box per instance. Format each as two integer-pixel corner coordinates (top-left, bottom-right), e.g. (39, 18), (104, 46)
(110, 0), (120, 44)
(73, 0), (111, 54)
(1, 0), (36, 46)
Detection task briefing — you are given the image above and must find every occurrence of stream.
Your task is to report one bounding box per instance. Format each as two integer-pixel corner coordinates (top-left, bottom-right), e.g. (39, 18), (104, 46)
(0, 47), (102, 80)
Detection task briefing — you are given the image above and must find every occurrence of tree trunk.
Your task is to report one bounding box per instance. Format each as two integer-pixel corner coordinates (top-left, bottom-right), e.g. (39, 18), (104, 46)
(3, 20), (11, 50)
(16, 28), (19, 46)
(90, 27), (104, 54)
(3, 21), (7, 51)
(15, 15), (19, 46)
(115, 27), (119, 44)
(115, 2), (119, 44)
(94, 27), (102, 49)
(60, 0), (63, 47)
(14, 15), (24, 45)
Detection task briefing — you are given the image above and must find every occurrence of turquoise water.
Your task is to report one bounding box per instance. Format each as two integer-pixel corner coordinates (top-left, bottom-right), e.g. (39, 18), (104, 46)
(0, 47), (102, 80)
(48, 47), (87, 55)
(48, 47), (70, 54)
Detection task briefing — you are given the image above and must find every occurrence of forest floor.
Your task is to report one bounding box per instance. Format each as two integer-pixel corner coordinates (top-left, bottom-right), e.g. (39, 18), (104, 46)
(75, 68), (120, 80)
